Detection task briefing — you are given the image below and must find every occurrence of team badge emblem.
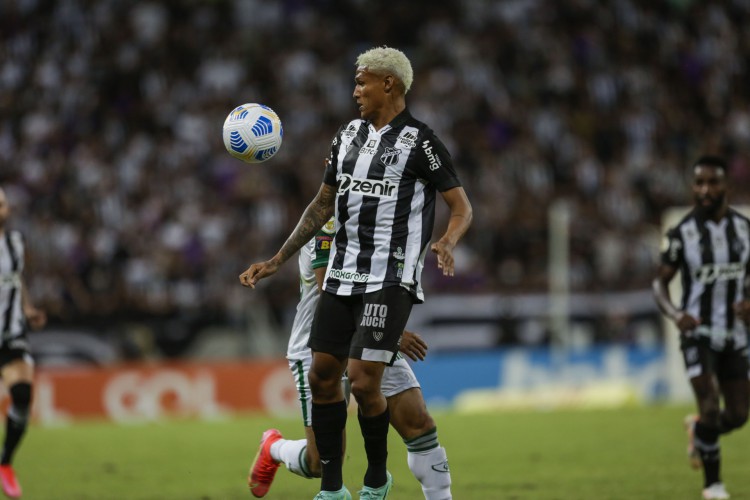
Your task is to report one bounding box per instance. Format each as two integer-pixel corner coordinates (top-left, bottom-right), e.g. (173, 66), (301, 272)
(380, 147), (401, 166)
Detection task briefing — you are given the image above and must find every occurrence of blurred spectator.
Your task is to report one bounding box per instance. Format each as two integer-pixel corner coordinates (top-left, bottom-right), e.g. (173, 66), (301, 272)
(3, 0), (750, 356)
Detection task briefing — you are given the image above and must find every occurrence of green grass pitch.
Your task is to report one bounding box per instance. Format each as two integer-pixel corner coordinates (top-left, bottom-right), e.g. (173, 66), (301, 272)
(15, 405), (750, 499)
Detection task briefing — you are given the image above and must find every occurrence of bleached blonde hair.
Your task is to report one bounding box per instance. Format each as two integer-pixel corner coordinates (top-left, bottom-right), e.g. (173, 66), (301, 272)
(355, 46), (414, 94)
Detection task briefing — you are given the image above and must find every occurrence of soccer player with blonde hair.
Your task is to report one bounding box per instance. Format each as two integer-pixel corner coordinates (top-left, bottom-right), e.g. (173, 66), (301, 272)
(241, 45), (472, 499)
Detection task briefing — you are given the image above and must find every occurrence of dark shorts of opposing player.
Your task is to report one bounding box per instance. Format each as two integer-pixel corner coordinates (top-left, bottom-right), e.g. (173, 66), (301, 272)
(309, 286), (413, 363)
(0, 335), (33, 369)
(680, 334), (749, 381)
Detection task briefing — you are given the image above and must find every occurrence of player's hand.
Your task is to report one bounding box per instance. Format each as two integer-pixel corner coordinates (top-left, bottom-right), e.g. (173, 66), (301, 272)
(674, 311), (700, 333)
(430, 240), (455, 277)
(239, 259), (280, 289)
(24, 307), (47, 330)
(399, 329), (428, 362)
(734, 300), (750, 323)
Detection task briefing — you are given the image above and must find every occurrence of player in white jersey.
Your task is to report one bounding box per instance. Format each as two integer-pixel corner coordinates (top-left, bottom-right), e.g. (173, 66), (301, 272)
(653, 156), (750, 500)
(248, 219), (452, 499)
(0, 187), (46, 499)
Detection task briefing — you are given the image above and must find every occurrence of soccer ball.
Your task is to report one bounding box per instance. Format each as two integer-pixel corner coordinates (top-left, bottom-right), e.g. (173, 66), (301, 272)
(222, 103), (283, 163)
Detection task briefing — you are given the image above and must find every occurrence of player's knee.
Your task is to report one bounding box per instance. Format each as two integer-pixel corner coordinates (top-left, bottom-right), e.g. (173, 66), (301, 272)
(349, 378), (377, 403)
(416, 412), (436, 434)
(8, 382), (32, 419)
(406, 413), (436, 439)
(308, 370), (339, 400)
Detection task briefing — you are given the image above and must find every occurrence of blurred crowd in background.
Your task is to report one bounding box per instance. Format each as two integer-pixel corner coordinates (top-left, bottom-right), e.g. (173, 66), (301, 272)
(3, 0), (750, 357)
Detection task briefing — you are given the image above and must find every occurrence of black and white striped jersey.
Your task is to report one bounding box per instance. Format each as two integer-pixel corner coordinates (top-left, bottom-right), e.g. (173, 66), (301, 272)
(0, 230), (26, 340)
(322, 109), (461, 302)
(661, 208), (750, 345)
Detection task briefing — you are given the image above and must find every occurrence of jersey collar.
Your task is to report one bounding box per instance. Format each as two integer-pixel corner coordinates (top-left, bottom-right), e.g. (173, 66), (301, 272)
(366, 108), (412, 134)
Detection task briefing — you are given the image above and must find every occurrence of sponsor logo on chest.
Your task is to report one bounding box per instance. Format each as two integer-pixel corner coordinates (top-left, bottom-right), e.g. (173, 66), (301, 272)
(360, 139), (378, 156)
(692, 262), (746, 284)
(337, 173), (397, 198)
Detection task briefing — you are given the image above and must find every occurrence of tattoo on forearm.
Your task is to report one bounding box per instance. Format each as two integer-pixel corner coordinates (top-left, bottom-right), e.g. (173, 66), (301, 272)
(276, 187), (335, 264)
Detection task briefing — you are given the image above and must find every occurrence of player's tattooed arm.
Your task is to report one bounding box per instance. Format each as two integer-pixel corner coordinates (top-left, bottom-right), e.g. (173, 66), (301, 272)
(240, 183), (336, 289)
(274, 183), (336, 266)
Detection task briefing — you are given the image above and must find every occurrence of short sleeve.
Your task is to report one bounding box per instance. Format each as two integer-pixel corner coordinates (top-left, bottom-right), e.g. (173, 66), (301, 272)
(323, 126), (344, 187)
(411, 129), (462, 192)
(660, 227), (684, 267)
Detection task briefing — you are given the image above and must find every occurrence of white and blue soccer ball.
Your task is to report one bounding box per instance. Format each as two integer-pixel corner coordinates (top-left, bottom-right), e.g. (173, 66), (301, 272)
(222, 103), (283, 163)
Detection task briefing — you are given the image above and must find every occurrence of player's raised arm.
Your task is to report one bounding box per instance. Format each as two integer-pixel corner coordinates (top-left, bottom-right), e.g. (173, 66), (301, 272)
(430, 186), (473, 277)
(239, 182), (336, 288)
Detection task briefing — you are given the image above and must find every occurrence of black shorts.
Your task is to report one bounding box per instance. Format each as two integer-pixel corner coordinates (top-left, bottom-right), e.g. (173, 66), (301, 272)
(309, 286), (414, 363)
(0, 335), (33, 369)
(680, 335), (749, 381)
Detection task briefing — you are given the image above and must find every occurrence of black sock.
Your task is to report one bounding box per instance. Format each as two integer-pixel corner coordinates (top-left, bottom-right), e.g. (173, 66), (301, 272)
(311, 400), (347, 492)
(358, 408), (390, 488)
(694, 422), (721, 487)
(2, 383), (32, 465)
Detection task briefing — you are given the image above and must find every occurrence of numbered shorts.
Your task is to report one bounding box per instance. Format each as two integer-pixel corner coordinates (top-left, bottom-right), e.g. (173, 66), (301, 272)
(309, 286), (414, 363)
(288, 351), (420, 427)
(0, 335), (33, 369)
(680, 335), (749, 381)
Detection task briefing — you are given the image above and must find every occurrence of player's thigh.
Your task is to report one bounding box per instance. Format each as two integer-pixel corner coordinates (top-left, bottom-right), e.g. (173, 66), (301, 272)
(718, 348), (750, 418)
(0, 350), (34, 386)
(350, 286), (413, 363)
(309, 292), (357, 358)
(682, 337), (721, 410)
(382, 357), (420, 398)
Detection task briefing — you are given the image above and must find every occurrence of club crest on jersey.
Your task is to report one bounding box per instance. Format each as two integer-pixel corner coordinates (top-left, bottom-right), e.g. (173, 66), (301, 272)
(373, 331), (384, 342)
(380, 147), (401, 166)
(323, 218), (336, 234)
(337, 174), (397, 198)
(392, 247), (405, 260)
